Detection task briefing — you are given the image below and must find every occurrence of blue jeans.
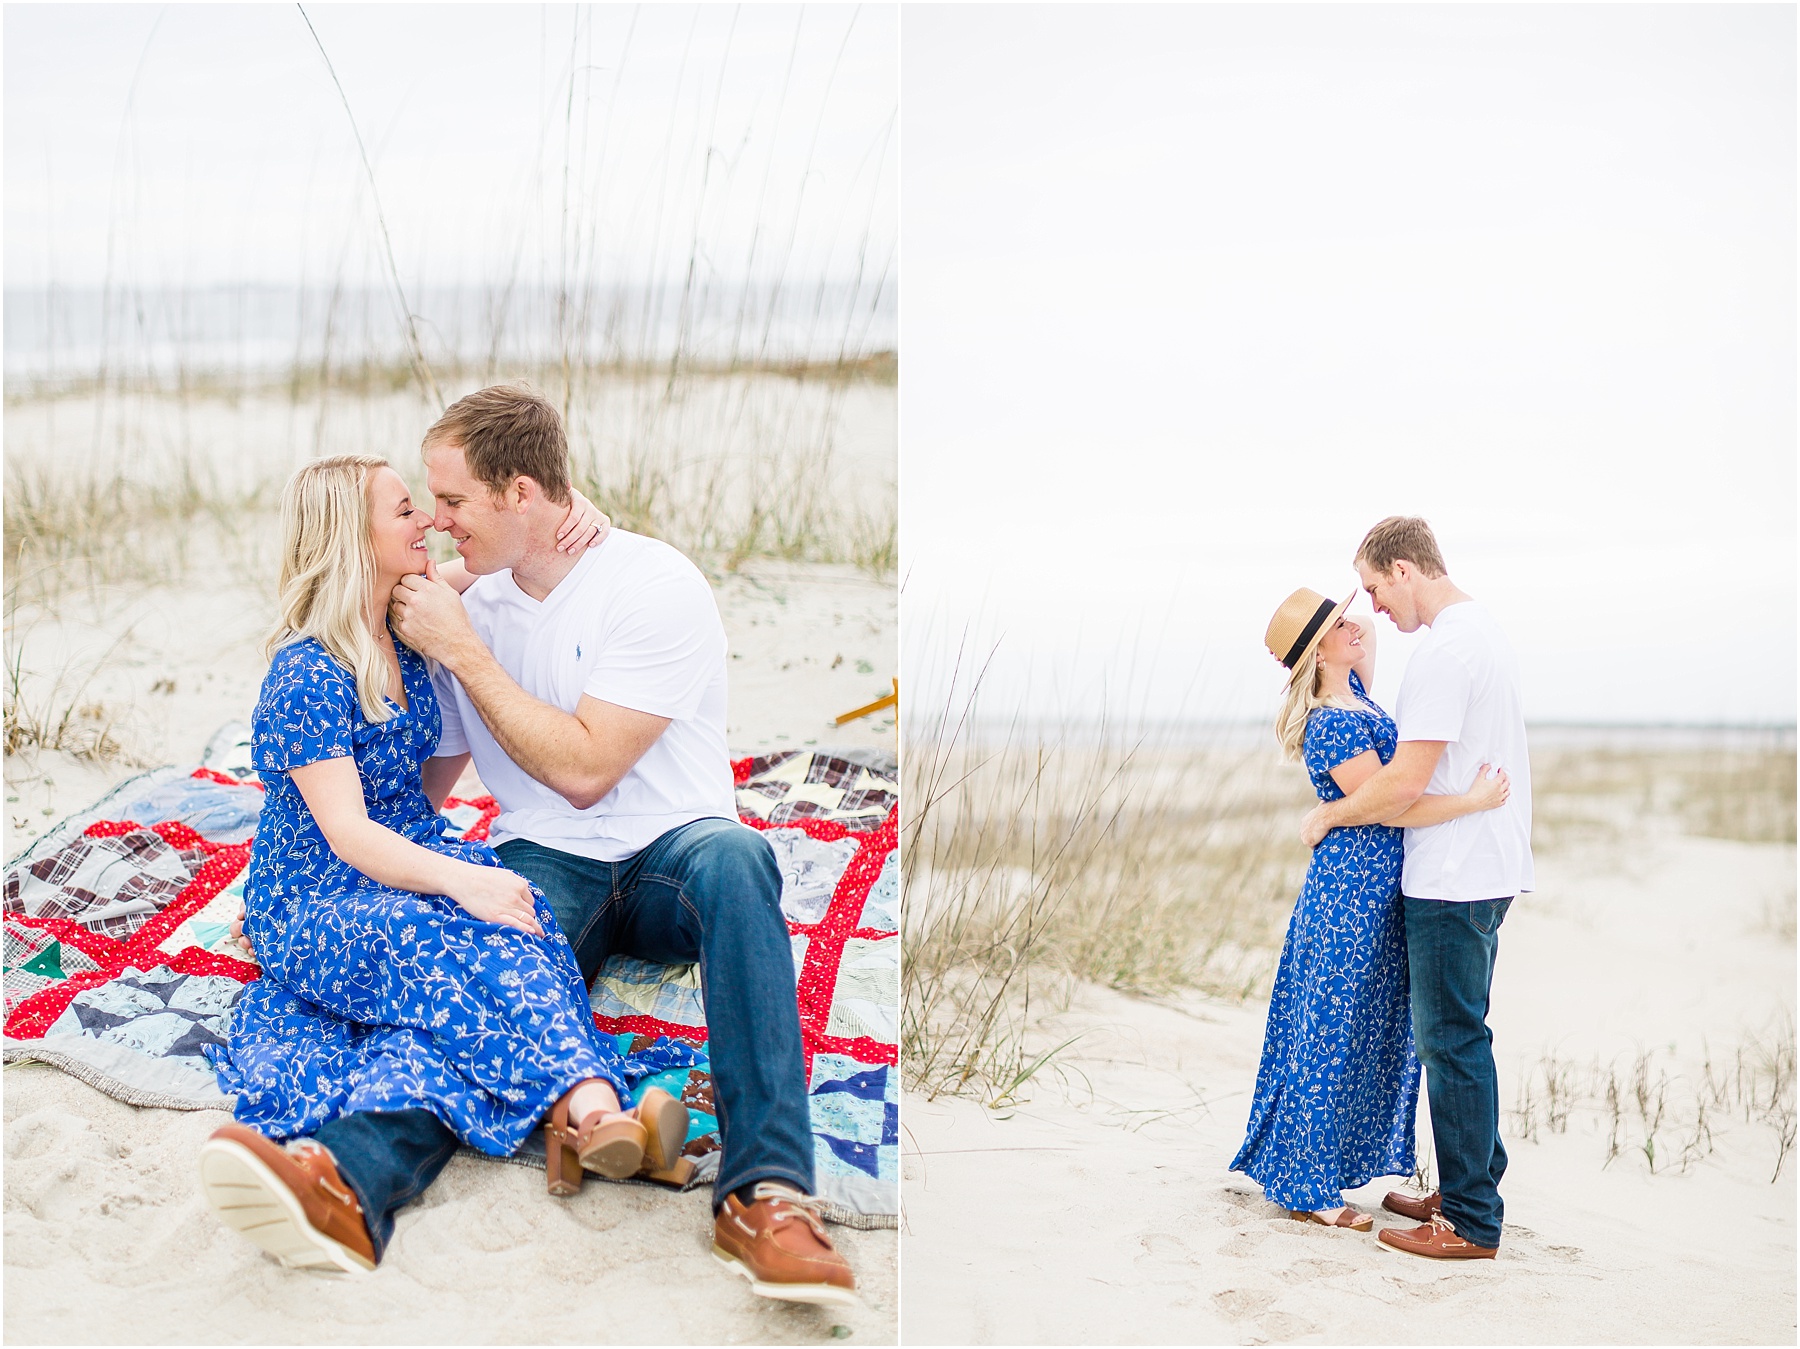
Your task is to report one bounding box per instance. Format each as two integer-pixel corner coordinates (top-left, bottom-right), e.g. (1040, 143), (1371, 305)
(1404, 894), (1512, 1249)
(497, 816), (815, 1205)
(315, 1108), (458, 1261)
(318, 818), (813, 1264)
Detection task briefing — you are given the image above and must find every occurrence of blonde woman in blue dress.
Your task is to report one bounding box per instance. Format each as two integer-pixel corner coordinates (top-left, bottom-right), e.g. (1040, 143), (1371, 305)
(1229, 588), (1510, 1230)
(201, 456), (689, 1274)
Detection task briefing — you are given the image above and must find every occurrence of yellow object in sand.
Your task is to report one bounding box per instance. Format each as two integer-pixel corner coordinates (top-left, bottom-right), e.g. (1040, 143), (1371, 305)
(834, 678), (897, 727)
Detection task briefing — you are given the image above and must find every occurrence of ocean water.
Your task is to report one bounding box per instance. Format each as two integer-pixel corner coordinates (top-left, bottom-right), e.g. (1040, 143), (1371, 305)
(4, 278), (897, 389)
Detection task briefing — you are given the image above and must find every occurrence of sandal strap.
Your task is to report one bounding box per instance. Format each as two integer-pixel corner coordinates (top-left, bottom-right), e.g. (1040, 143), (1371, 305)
(543, 1089), (578, 1146)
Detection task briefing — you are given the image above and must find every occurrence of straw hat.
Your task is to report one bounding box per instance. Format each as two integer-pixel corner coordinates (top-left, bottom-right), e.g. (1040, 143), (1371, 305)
(1265, 587), (1357, 672)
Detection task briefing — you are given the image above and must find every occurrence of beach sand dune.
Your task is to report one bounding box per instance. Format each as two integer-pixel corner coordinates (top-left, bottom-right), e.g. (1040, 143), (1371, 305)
(902, 829), (1795, 1345)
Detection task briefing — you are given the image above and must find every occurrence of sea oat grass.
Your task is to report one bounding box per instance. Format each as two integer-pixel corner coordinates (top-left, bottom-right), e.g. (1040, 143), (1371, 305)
(3, 619), (137, 765)
(1509, 1024), (1796, 1181)
(904, 689), (1795, 1107)
(1530, 742), (1796, 849)
(902, 715), (1314, 1103)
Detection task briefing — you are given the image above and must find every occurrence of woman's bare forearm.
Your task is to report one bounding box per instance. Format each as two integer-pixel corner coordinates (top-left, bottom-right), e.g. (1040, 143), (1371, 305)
(323, 816), (471, 896)
(435, 558), (474, 594)
(289, 757), (472, 896)
(1388, 792), (1481, 829)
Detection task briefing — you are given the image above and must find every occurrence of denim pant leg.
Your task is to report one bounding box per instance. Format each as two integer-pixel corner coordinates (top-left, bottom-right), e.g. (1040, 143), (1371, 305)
(1405, 895), (1511, 1249)
(500, 821), (814, 1204)
(624, 818), (815, 1202)
(495, 838), (619, 983)
(314, 1109), (460, 1262)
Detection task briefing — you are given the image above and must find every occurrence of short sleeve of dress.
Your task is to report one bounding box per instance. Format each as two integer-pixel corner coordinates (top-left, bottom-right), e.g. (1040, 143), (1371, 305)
(254, 642), (359, 773)
(1303, 706), (1378, 779)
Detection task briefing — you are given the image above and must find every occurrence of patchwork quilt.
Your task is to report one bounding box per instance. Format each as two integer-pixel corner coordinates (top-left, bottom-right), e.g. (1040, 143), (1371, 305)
(3, 731), (898, 1226)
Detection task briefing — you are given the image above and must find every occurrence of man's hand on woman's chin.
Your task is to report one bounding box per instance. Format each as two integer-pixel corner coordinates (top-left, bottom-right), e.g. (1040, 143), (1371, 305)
(390, 560), (480, 666)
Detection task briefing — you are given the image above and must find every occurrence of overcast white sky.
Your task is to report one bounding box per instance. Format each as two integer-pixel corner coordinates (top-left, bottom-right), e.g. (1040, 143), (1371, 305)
(5, 3), (897, 290)
(901, 4), (1795, 727)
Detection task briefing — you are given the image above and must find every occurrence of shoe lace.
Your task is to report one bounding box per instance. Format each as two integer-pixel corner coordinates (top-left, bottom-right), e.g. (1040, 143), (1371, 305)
(1428, 1212), (1458, 1237)
(284, 1138), (362, 1213)
(750, 1182), (831, 1241)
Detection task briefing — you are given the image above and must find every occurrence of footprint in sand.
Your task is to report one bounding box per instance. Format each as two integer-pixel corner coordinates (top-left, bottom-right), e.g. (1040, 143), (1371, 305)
(1213, 1184), (1290, 1230)
(4, 1113), (81, 1164)
(1214, 1289), (1323, 1343)
(1383, 1271), (1493, 1302)
(1277, 1256), (1356, 1283)
(1218, 1231), (1270, 1259)
(1213, 1288), (1280, 1320)
(1500, 1224), (1585, 1264)
(1253, 1311), (1324, 1342)
(1132, 1231), (1219, 1288)
(1137, 1232), (1204, 1263)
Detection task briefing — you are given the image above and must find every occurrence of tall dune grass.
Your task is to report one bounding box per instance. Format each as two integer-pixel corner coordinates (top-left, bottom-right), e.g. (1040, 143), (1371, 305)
(6, 6), (896, 771)
(901, 659), (1797, 1116)
(900, 647), (1315, 1105)
(1509, 1022), (1796, 1182)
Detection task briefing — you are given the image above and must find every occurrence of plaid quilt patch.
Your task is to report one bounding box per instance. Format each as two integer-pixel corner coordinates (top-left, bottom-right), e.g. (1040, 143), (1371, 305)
(5, 828), (211, 940)
(732, 750), (898, 831)
(3, 741), (898, 1223)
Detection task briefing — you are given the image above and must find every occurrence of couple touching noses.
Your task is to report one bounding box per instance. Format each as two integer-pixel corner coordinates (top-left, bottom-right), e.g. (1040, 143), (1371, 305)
(201, 384), (856, 1308)
(1234, 516), (1532, 1261)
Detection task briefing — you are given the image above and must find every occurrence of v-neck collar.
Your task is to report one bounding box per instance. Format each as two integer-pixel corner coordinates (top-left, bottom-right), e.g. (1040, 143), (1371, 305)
(500, 543), (601, 613)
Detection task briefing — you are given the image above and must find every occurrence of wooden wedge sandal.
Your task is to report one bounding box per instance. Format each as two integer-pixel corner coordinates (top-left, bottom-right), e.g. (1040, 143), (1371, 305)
(633, 1086), (691, 1178)
(577, 1113), (648, 1179)
(543, 1089), (586, 1197)
(1289, 1206), (1373, 1232)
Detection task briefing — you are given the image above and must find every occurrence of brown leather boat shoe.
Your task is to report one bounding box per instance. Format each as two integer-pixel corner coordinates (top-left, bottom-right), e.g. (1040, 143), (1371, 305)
(1377, 1213), (1498, 1260)
(1382, 1188), (1443, 1222)
(713, 1182), (859, 1308)
(198, 1124), (376, 1274)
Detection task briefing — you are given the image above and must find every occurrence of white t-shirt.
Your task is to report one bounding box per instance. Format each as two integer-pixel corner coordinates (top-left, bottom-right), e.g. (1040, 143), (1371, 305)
(431, 529), (738, 862)
(1394, 600), (1535, 902)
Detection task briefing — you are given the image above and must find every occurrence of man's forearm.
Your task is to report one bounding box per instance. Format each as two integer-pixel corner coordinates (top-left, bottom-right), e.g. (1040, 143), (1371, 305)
(1324, 766), (1427, 830)
(443, 640), (595, 803)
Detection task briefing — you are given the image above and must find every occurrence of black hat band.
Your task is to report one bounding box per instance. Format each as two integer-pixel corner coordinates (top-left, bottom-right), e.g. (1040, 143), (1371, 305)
(1281, 598), (1338, 669)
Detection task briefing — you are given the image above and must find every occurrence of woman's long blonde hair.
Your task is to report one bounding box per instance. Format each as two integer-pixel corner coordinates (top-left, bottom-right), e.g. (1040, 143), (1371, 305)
(265, 454), (396, 724)
(1274, 646), (1359, 764)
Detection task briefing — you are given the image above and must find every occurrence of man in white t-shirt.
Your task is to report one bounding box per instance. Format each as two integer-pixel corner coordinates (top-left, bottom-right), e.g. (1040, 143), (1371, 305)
(378, 385), (856, 1306)
(1298, 516), (1532, 1262)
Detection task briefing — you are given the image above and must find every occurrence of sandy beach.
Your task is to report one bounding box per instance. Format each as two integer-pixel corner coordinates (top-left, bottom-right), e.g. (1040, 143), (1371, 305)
(5, 540), (898, 1344)
(901, 823), (1795, 1344)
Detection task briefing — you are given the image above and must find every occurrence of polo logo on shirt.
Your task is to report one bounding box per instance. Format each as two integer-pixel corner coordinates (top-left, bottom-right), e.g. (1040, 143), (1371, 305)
(576, 644), (582, 661)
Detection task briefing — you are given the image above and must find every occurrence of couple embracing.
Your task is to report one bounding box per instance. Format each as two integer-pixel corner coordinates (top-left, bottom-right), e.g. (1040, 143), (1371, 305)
(196, 384), (856, 1306)
(1231, 516), (1533, 1260)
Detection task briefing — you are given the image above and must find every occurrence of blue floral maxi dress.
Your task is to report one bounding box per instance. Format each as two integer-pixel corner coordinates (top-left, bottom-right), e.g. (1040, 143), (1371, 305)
(1229, 671), (1421, 1211)
(208, 635), (630, 1156)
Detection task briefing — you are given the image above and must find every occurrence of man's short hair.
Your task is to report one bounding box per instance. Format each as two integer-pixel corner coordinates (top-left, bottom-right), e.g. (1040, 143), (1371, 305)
(1355, 516), (1448, 579)
(422, 384), (572, 505)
